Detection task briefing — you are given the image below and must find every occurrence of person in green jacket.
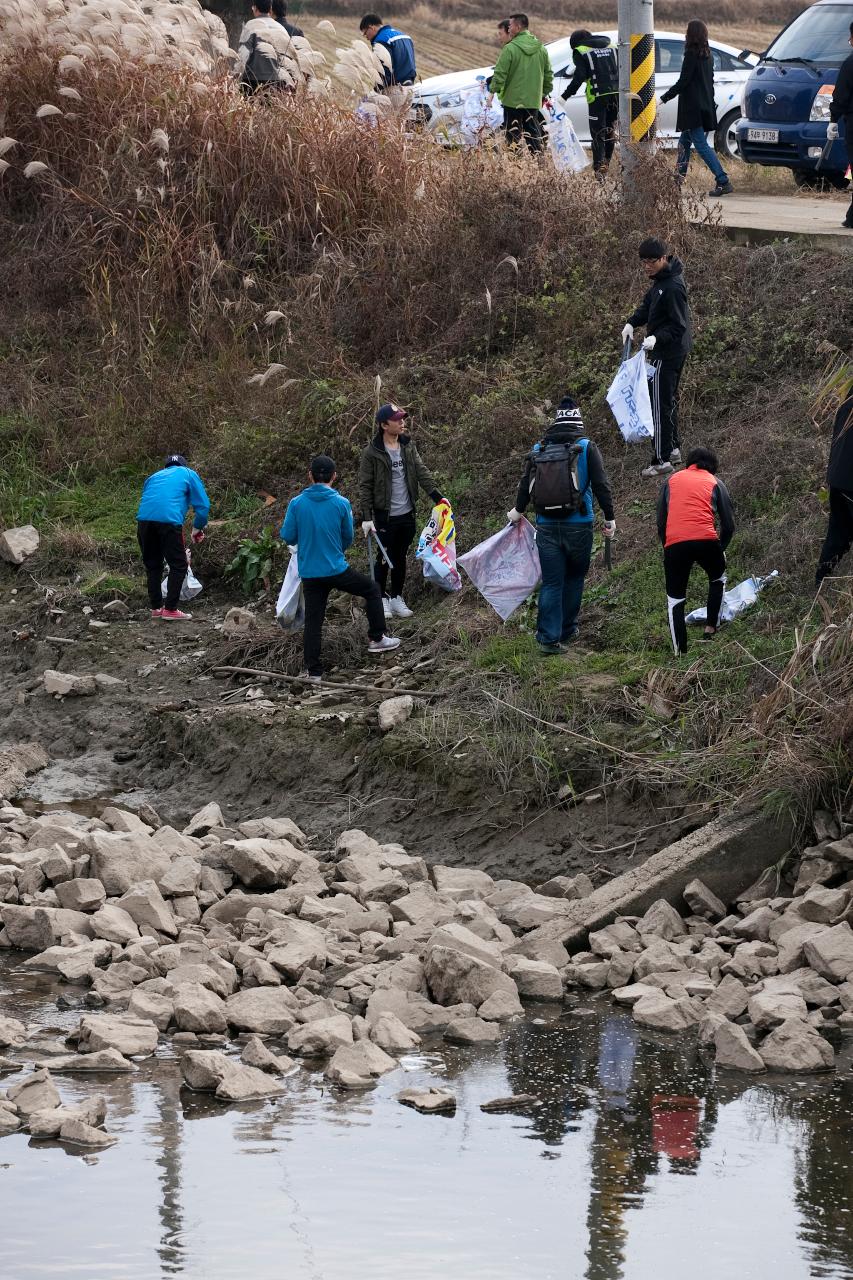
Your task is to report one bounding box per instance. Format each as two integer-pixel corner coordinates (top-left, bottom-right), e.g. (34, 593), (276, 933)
(487, 12), (553, 153)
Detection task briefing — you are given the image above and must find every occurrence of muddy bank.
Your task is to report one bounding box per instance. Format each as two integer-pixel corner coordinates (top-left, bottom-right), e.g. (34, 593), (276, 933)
(0, 575), (690, 884)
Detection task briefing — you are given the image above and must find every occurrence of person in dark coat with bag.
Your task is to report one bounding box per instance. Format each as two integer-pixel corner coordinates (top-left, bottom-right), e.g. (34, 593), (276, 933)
(816, 387), (853, 583)
(660, 20), (732, 196)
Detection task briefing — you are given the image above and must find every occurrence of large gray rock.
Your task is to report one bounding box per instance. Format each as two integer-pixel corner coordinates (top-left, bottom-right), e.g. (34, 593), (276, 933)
(797, 885), (851, 924)
(431, 866), (495, 901)
(266, 940), (327, 982)
(705, 975), (749, 1020)
(28, 1095), (107, 1137)
(427, 924), (504, 971)
(714, 1021), (765, 1072)
(48, 1049), (135, 1073)
(398, 1087), (456, 1114)
(127, 991), (174, 1032)
(43, 670), (98, 698)
(86, 832), (171, 896)
(325, 1041), (396, 1087)
(636, 899), (687, 942)
(0, 1015), (27, 1047)
(183, 802), (224, 837)
(759, 1018), (835, 1072)
(732, 905), (777, 942)
(369, 1011), (421, 1054)
(424, 945), (519, 1009)
(59, 1117), (117, 1148)
(287, 1015), (354, 1057)
(180, 1049), (286, 1101)
(683, 878), (727, 921)
(0, 524), (39, 564)
(748, 990), (809, 1031)
(632, 992), (698, 1033)
(90, 904), (141, 944)
(535, 874), (594, 901)
(1, 904), (91, 950)
(158, 857), (202, 899)
(238, 816), (306, 846)
(240, 1037), (295, 1075)
(507, 957), (563, 1001)
(377, 695), (413, 733)
(54, 878), (106, 913)
(444, 1017), (501, 1045)
(77, 1014), (158, 1057)
(802, 923), (853, 983)
(477, 989), (525, 1022)
(116, 882), (178, 938)
(6, 1067), (60, 1115)
(225, 988), (297, 1035)
(173, 983), (228, 1034)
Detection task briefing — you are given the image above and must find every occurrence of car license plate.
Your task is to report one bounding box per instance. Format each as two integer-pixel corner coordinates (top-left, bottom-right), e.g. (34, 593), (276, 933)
(747, 128), (779, 143)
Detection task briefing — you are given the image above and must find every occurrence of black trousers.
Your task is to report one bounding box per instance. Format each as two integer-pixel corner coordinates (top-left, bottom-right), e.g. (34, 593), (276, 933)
(137, 520), (186, 610)
(503, 107), (545, 154)
(374, 512), (417, 599)
(649, 356), (686, 464)
(588, 97), (617, 170)
(664, 538), (726, 655)
(816, 488), (853, 583)
(301, 567), (385, 676)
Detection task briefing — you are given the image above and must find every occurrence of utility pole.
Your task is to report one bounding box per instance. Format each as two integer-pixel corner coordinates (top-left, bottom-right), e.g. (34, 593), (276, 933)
(618, 0), (656, 191)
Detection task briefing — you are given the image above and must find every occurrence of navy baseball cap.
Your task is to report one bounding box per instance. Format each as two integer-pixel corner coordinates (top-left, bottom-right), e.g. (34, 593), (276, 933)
(165, 454), (188, 467)
(376, 403), (408, 425)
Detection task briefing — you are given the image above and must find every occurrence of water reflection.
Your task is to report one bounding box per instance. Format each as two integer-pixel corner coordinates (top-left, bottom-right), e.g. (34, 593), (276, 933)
(2, 958), (853, 1279)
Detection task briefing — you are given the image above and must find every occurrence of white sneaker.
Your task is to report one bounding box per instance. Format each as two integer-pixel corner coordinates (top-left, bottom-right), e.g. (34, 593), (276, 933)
(641, 461), (674, 479)
(669, 448), (682, 466)
(389, 597), (414, 618)
(382, 597), (392, 619)
(368, 634), (401, 654)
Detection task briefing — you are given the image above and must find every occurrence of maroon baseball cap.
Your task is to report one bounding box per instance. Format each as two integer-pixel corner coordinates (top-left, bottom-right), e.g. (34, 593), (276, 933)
(376, 403), (408, 424)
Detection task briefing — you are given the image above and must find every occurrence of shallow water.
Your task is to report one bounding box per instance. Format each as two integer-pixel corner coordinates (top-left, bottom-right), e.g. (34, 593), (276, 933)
(3, 959), (853, 1280)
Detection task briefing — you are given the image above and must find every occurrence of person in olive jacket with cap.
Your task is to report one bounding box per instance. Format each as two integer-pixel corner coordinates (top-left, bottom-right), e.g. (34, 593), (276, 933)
(358, 403), (444, 618)
(660, 19), (732, 197)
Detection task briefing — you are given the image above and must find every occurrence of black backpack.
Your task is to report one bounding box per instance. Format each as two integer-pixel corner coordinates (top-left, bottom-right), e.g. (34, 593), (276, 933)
(530, 441), (586, 515)
(587, 45), (618, 98)
(242, 33), (281, 89)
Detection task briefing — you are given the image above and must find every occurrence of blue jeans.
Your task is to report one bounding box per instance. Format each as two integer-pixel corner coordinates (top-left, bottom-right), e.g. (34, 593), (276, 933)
(677, 128), (727, 183)
(534, 521), (594, 646)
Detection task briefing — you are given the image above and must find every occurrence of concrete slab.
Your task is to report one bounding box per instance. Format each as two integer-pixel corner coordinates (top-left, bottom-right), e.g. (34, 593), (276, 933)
(699, 192), (853, 254)
(508, 808), (795, 955)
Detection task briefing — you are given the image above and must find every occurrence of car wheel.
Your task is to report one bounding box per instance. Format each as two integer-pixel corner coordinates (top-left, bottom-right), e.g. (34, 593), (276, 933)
(714, 109), (741, 162)
(793, 168), (850, 191)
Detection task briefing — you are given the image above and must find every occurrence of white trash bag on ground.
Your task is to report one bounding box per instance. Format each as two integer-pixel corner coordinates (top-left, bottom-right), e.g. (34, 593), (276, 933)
(545, 106), (590, 173)
(686, 571), (779, 625)
(607, 350), (655, 444)
(275, 550), (304, 633)
(460, 79), (503, 146)
(162, 549), (203, 602)
(458, 518), (541, 621)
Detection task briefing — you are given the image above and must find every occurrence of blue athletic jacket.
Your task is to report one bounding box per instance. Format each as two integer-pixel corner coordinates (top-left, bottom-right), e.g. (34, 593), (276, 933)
(137, 466), (210, 529)
(372, 24), (416, 85)
(280, 484), (354, 579)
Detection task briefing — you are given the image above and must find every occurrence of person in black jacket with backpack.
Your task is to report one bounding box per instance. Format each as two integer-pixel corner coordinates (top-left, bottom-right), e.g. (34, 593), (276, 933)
(560, 30), (619, 174)
(816, 389), (853, 583)
(508, 396), (615, 654)
(660, 20), (732, 197)
(622, 237), (693, 479)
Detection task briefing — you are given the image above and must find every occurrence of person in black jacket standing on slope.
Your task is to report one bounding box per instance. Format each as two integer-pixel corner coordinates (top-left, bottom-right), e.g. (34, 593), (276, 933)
(826, 21), (853, 230)
(560, 30), (619, 174)
(660, 20), (732, 197)
(816, 388), (853, 583)
(622, 237), (692, 479)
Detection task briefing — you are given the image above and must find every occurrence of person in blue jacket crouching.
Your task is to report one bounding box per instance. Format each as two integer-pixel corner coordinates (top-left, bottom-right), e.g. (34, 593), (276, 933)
(136, 454), (210, 620)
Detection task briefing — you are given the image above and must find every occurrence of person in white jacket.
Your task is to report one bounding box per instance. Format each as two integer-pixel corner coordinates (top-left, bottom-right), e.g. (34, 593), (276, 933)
(237, 0), (299, 88)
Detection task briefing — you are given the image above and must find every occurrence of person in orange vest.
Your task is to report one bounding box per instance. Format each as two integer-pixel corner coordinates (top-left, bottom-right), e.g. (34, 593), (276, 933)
(656, 446), (734, 655)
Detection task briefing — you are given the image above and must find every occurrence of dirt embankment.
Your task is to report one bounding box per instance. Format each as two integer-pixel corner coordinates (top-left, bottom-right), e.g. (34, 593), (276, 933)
(0, 570), (692, 887)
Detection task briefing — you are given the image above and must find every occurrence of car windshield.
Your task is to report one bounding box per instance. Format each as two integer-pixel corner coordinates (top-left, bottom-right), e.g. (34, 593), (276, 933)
(765, 4), (853, 64)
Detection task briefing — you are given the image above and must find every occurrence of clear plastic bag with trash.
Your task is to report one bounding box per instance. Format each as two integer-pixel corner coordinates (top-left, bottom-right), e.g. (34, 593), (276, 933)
(458, 518), (542, 621)
(545, 105), (590, 173)
(161, 549), (203, 602)
(686, 571), (779, 625)
(606, 350), (655, 444)
(275, 549), (304, 633)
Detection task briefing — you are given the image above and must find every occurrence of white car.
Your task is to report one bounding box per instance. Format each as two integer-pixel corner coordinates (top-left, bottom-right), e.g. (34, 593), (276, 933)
(414, 30), (758, 160)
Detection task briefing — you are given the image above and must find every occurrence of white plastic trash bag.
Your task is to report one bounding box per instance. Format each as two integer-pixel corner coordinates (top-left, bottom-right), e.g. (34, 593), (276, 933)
(162, 550), (203, 602)
(416, 501), (462, 593)
(275, 551), (304, 633)
(458, 519), (541, 621)
(686, 571), (779, 625)
(607, 351), (655, 444)
(546, 107), (590, 173)
(460, 80), (503, 146)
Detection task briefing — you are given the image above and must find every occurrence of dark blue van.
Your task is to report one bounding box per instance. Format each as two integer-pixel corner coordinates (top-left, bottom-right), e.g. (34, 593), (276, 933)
(737, 0), (852, 188)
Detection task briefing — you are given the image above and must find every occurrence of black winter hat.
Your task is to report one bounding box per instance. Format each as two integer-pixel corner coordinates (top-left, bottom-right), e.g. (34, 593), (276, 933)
(553, 396), (583, 428)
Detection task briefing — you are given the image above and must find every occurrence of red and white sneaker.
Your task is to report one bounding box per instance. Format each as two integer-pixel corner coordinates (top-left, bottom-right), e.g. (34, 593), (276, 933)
(160, 608), (193, 621)
(151, 608), (164, 619)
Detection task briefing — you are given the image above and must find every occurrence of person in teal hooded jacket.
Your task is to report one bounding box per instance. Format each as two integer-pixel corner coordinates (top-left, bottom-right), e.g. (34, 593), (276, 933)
(136, 454), (209, 620)
(488, 13), (553, 153)
(280, 455), (400, 680)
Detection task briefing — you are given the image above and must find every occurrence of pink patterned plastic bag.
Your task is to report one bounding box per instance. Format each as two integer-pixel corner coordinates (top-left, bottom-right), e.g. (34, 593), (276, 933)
(458, 519), (541, 621)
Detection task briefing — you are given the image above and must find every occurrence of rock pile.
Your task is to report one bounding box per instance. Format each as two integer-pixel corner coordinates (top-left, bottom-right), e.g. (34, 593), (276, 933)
(0, 797), (851, 1145)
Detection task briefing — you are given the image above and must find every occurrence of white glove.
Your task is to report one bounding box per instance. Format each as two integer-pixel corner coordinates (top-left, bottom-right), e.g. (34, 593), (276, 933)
(642, 335), (657, 352)
(361, 520), (376, 538)
(621, 323), (634, 343)
(603, 520), (616, 539)
(827, 122), (839, 141)
(507, 508), (523, 524)
(287, 544), (297, 553)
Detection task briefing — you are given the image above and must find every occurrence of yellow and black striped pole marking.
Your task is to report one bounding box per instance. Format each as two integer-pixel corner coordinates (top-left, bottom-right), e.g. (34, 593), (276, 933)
(629, 33), (656, 143)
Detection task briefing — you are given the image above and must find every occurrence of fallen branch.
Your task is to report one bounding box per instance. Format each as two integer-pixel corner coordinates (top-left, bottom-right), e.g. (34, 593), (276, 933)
(211, 665), (445, 698)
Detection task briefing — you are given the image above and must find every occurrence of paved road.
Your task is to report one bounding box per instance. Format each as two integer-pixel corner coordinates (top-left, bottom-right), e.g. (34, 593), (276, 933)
(704, 192), (852, 250)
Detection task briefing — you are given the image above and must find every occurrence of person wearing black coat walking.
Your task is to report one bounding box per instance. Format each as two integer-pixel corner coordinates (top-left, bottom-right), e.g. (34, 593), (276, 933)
(816, 389), (853, 583)
(660, 20), (732, 196)
(826, 21), (853, 230)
